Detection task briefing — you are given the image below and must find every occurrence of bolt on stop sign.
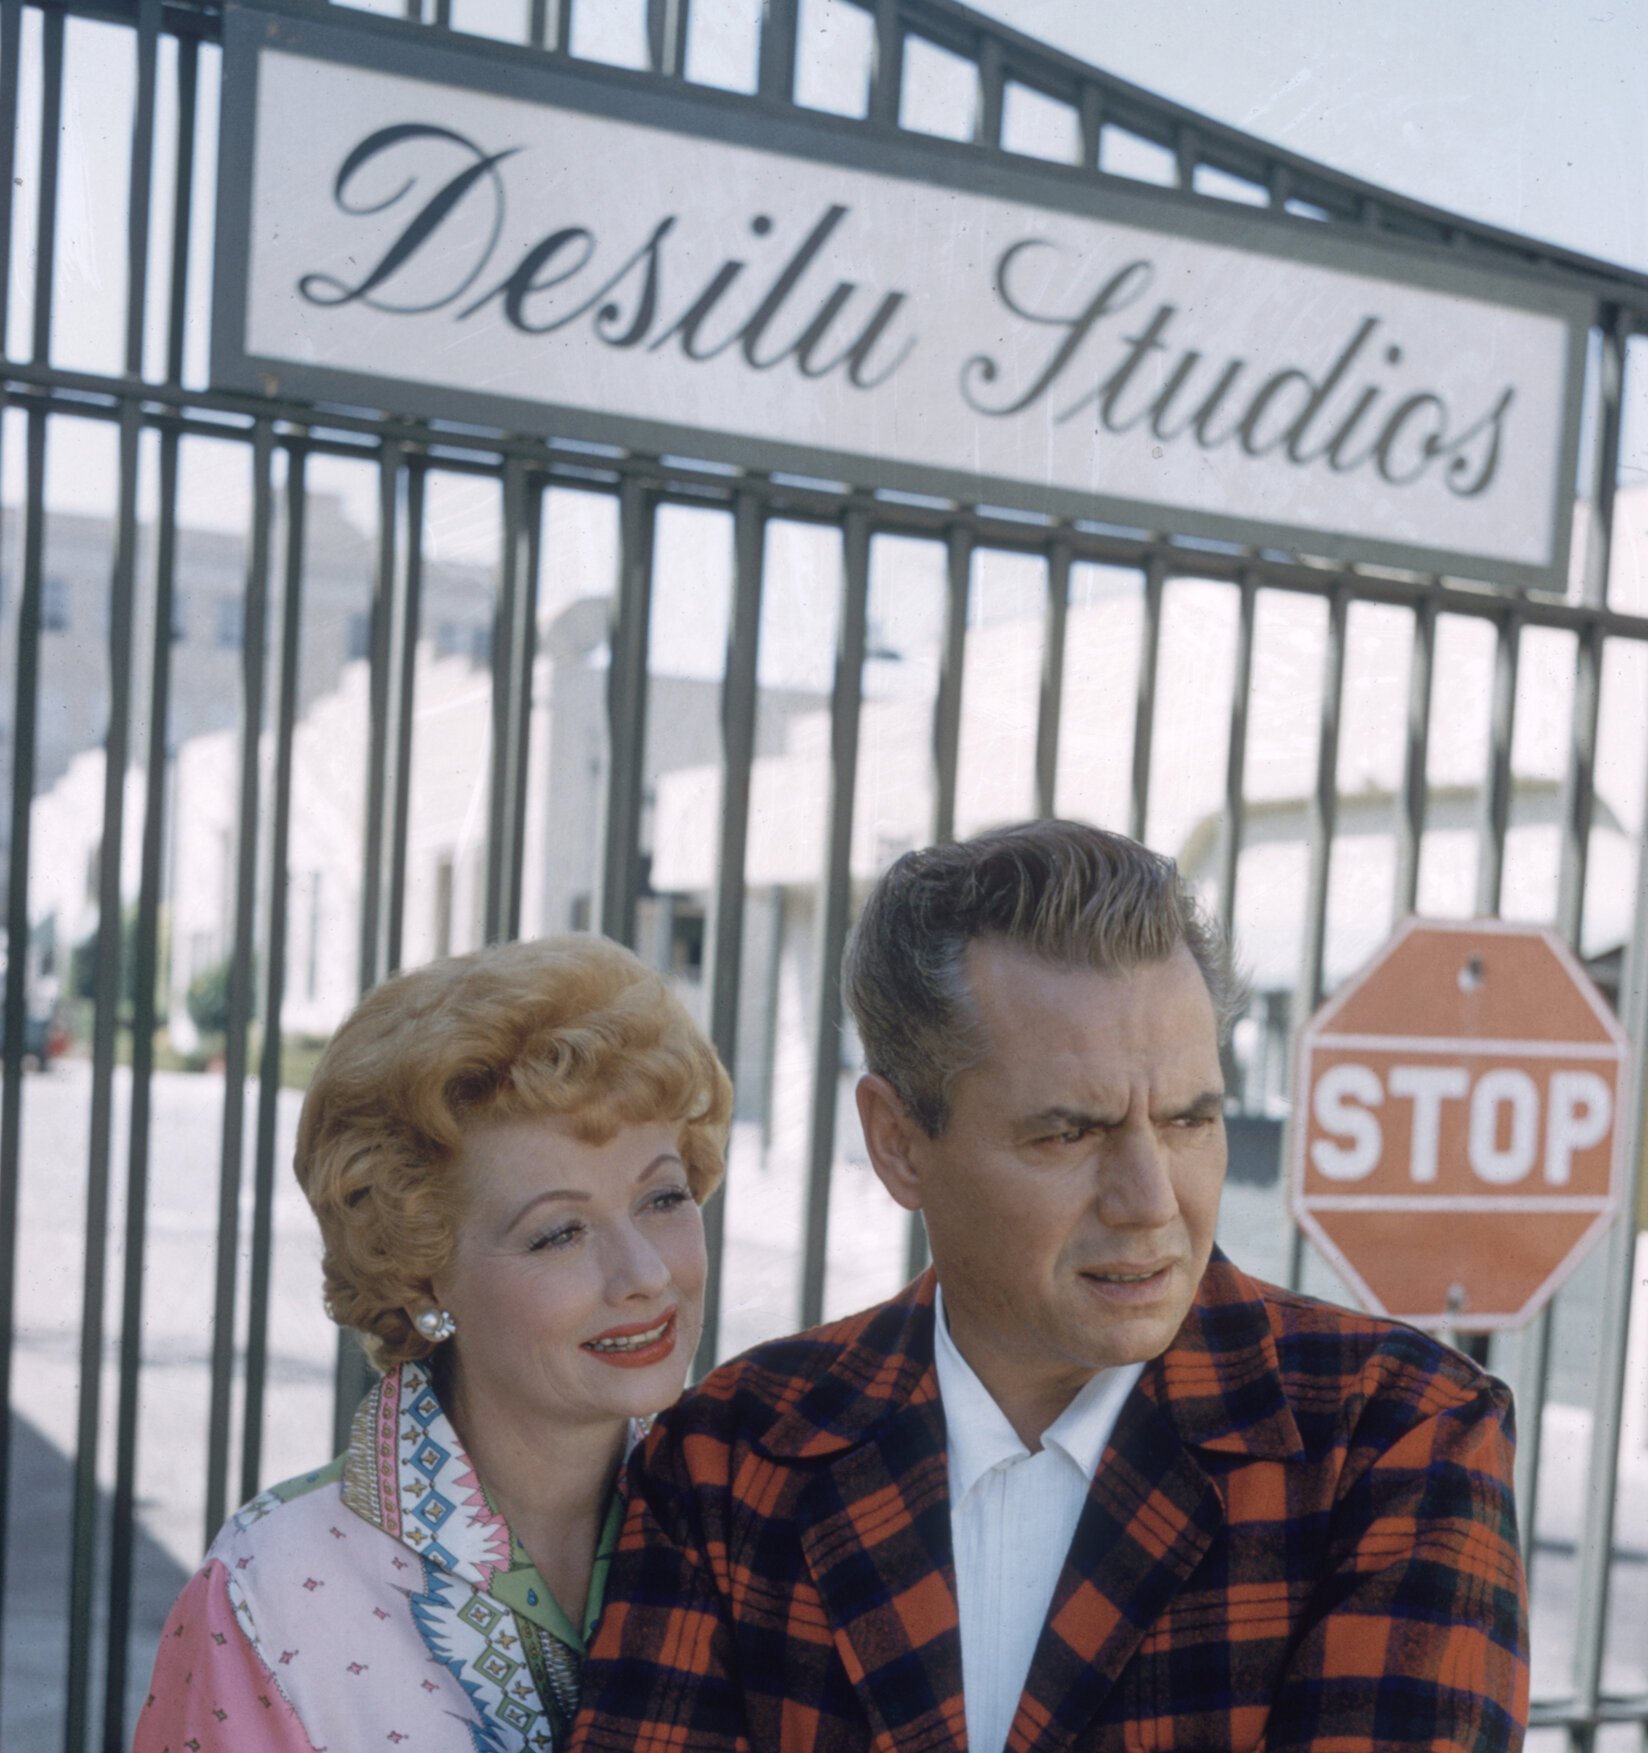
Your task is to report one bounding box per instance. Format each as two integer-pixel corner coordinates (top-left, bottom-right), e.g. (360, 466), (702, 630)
(1290, 917), (1628, 1332)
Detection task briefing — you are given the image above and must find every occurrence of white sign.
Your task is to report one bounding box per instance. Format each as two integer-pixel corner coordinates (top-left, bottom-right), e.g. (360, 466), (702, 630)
(216, 7), (1590, 587)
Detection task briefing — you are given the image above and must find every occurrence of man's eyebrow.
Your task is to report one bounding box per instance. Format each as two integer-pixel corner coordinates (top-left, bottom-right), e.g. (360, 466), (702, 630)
(1168, 1089), (1227, 1119)
(1016, 1105), (1117, 1134)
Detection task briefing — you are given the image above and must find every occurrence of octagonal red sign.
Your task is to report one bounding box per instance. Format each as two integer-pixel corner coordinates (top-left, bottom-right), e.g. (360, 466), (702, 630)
(1289, 917), (1628, 1331)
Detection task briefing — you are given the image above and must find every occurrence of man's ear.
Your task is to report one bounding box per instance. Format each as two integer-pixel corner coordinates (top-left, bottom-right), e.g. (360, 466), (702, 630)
(856, 1073), (926, 1213)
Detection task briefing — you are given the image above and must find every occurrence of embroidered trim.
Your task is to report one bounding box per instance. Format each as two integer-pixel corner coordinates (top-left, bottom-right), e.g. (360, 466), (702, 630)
(408, 1555), (556, 1752)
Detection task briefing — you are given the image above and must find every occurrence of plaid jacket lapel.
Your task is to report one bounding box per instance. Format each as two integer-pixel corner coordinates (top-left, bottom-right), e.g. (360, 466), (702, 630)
(764, 1274), (969, 1753)
(1010, 1252), (1306, 1753)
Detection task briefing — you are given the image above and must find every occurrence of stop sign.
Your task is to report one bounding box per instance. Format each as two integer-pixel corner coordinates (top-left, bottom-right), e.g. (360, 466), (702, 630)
(1289, 917), (1628, 1331)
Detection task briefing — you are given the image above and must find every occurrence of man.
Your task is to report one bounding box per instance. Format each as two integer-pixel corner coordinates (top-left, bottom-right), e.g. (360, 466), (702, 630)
(573, 821), (1529, 1752)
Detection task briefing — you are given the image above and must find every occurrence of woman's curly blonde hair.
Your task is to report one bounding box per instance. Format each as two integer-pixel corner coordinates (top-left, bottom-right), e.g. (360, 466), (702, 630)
(293, 935), (731, 1370)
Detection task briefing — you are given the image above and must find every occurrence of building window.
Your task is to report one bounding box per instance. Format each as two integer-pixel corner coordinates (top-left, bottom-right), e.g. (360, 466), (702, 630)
(170, 587), (188, 643)
(215, 595), (244, 651)
(42, 576), (69, 632)
(346, 610), (371, 662)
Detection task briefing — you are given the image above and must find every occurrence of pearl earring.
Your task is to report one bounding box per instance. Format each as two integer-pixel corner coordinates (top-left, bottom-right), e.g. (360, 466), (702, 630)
(415, 1308), (457, 1343)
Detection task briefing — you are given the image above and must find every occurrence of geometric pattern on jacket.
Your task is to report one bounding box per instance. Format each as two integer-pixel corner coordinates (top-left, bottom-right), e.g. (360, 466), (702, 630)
(134, 1359), (603, 1753)
(573, 1250), (1528, 1752)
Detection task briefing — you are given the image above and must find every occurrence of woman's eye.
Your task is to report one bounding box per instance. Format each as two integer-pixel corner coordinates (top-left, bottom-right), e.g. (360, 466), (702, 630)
(647, 1186), (692, 1214)
(529, 1223), (583, 1252)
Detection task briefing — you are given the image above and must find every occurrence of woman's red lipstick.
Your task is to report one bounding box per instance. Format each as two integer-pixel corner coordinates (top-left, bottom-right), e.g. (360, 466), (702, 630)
(581, 1309), (677, 1369)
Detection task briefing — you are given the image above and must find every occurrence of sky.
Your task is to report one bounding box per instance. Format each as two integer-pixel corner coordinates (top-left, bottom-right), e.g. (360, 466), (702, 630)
(973, 0), (1648, 276)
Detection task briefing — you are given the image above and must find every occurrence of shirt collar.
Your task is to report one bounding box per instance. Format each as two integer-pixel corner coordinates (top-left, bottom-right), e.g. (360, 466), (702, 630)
(933, 1285), (1028, 1500)
(340, 1359), (640, 1635)
(932, 1284), (1144, 1496)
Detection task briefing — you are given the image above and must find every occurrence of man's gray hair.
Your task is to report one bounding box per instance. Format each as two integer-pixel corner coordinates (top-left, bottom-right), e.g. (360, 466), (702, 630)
(841, 819), (1247, 1137)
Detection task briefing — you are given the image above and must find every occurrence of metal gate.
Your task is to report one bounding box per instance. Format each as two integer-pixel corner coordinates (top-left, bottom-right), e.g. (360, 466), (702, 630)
(1, 1), (1646, 1748)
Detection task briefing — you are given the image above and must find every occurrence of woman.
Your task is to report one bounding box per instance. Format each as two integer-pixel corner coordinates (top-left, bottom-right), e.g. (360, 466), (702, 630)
(135, 934), (730, 1753)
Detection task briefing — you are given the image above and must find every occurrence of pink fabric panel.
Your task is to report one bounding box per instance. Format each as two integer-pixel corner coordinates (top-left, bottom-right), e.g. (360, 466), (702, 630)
(133, 1559), (317, 1753)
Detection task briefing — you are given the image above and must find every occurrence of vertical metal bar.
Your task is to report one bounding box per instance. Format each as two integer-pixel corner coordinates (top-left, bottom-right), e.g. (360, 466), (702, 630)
(1077, 85), (1104, 168)
(1266, 162), (1294, 212)
(1474, 614), (1521, 919)
(0, 0), (25, 356)
(122, 0), (159, 377)
(1216, 573), (1257, 943)
(1562, 311), (1632, 1739)
(930, 524), (971, 846)
(486, 466), (523, 943)
(332, 1340), (372, 1460)
(697, 492), (766, 1373)
(1569, 792), (1648, 1732)
(0, 406), (46, 1680)
(31, 6), (63, 366)
(505, 475), (543, 939)
(757, 0), (799, 102)
(646, 0), (685, 76)
(1559, 317), (1622, 915)
(100, 5), (161, 1722)
(1581, 314), (1625, 613)
(1213, 574), (1255, 1107)
(433, 0), (453, 28)
(529, 0), (558, 51)
(1511, 1305), (1553, 1566)
(13, 11), (67, 1722)
(868, 0), (903, 128)
(65, 408), (143, 1753)
(164, 34), (197, 386)
(486, 458), (539, 944)
(975, 38), (1004, 149)
(385, 463), (426, 973)
(902, 523), (971, 1281)
(1557, 620), (1603, 933)
(1174, 123), (1199, 191)
(104, 422), (182, 1753)
(1285, 583), (1349, 1292)
(336, 443), (404, 1447)
(0, 0), (40, 1697)
(596, 477), (655, 948)
(1033, 538), (1070, 819)
(799, 509), (871, 1329)
(240, 445), (308, 1506)
(1392, 596), (1437, 918)
(1455, 614), (1522, 1365)
(1525, 322), (1624, 1564)
(1128, 560), (1164, 843)
(203, 420), (275, 1543)
(357, 442), (402, 992)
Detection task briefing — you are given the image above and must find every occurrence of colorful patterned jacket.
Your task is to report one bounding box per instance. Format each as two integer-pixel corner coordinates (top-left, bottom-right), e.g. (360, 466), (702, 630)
(135, 1360), (626, 1753)
(573, 1252), (1528, 1752)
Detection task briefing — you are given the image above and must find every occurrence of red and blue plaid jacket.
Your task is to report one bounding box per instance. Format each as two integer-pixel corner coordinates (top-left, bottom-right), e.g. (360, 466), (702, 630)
(573, 1253), (1528, 1752)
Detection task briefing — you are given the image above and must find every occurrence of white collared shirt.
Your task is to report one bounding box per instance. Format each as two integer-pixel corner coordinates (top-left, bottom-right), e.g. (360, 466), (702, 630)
(932, 1285), (1143, 1753)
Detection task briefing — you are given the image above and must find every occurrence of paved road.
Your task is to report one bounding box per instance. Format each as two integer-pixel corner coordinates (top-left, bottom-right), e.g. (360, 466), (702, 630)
(3, 1061), (1645, 1747)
